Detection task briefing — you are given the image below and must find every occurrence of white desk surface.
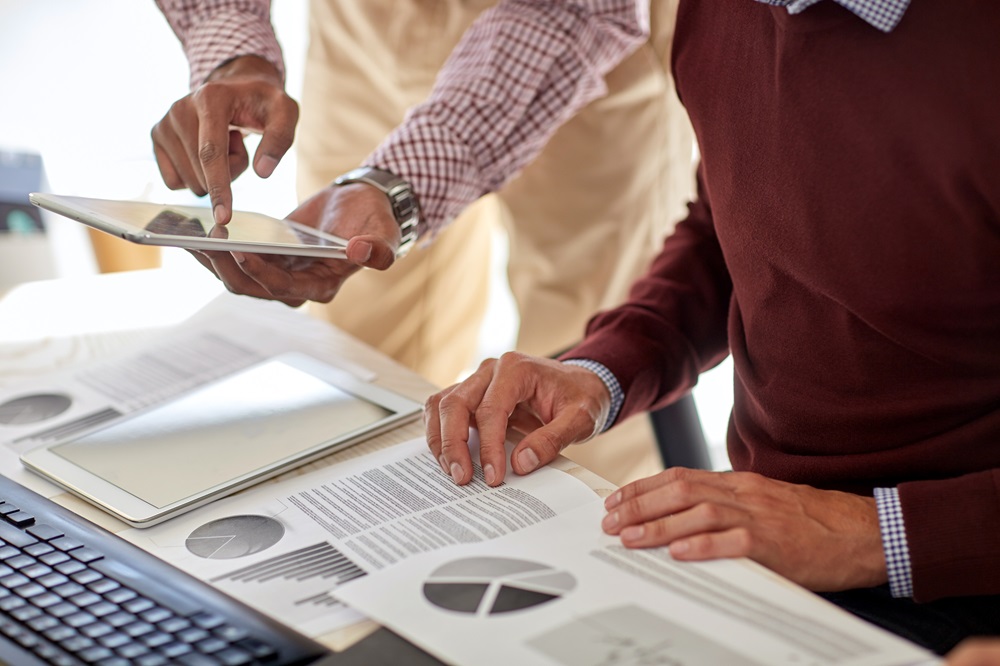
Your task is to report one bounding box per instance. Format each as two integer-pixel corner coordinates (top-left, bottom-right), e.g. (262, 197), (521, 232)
(0, 267), (612, 652)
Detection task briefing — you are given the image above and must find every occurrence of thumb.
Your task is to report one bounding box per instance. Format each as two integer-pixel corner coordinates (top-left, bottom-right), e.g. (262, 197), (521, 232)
(347, 236), (398, 270)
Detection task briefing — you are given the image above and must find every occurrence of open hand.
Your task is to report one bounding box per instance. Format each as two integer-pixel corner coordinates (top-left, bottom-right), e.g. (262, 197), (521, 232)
(603, 467), (888, 592)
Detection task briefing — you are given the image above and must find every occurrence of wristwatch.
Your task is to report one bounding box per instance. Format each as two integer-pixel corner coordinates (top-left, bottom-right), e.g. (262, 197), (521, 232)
(333, 166), (419, 256)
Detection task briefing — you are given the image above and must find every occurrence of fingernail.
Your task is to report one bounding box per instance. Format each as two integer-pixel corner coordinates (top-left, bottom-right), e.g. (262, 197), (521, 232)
(232, 251), (246, 264)
(670, 540), (690, 556)
(450, 462), (464, 484)
(516, 448), (540, 474)
(605, 491), (622, 510)
(438, 456), (449, 475)
(621, 525), (645, 541)
(256, 155), (279, 178)
(484, 464), (496, 486)
(602, 511), (619, 531)
(213, 204), (227, 225)
(355, 241), (372, 263)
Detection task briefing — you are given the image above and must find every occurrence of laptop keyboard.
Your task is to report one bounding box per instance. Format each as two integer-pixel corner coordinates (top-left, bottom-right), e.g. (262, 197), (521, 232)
(0, 475), (327, 665)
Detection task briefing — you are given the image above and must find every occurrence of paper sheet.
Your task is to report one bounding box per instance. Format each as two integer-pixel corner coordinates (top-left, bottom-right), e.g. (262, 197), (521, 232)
(334, 501), (941, 666)
(118, 437), (601, 638)
(0, 291), (375, 495)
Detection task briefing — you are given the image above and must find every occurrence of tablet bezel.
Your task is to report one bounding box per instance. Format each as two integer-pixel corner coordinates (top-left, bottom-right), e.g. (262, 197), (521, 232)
(20, 352), (423, 527)
(29, 192), (349, 259)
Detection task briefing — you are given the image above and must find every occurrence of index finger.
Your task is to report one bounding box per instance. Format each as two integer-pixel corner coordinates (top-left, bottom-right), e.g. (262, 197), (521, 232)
(197, 101), (237, 225)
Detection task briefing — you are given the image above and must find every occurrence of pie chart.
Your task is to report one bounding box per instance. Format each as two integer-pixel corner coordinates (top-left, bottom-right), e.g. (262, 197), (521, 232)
(185, 515), (285, 559)
(0, 394), (73, 425)
(423, 557), (575, 616)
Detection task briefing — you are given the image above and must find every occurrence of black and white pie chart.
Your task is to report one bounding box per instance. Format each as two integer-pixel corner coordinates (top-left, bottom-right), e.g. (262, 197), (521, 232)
(422, 557), (575, 616)
(0, 394), (73, 425)
(185, 515), (285, 559)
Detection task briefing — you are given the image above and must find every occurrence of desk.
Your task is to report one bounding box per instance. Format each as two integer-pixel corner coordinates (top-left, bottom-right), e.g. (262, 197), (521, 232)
(0, 268), (613, 660)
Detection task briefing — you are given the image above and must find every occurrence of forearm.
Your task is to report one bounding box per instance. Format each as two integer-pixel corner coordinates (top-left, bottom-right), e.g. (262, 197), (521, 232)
(155, 0), (284, 88)
(562, 167), (732, 423)
(365, 0), (650, 236)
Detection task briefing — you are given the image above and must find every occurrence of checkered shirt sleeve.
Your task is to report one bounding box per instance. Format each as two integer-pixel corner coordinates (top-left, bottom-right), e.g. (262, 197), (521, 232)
(155, 0), (284, 89)
(755, 0), (910, 32)
(562, 359), (624, 433)
(874, 486), (914, 598)
(365, 0), (649, 237)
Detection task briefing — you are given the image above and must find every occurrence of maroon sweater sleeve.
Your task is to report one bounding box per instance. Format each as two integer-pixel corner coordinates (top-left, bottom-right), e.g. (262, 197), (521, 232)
(562, 166), (732, 421)
(900, 470), (1000, 602)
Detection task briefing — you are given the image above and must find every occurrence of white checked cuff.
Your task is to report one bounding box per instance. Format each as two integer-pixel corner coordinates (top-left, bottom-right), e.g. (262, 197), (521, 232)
(561, 359), (624, 433)
(874, 486), (914, 598)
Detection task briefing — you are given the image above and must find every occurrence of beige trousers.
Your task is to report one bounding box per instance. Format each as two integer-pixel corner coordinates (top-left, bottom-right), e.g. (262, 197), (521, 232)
(297, 0), (695, 485)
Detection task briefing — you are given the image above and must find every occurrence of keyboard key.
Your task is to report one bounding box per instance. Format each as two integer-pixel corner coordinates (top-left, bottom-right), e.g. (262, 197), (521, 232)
(159, 641), (193, 658)
(123, 620), (156, 638)
(0, 572), (29, 588)
(88, 577), (120, 594)
(122, 597), (155, 614)
(105, 610), (137, 628)
(73, 547), (105, 563)
(7, 554), (37, 570)
(50, 536), (84, 552)
(53, 581), (86, 598)
(98, 631), (133, 649)
(13, 582), (47, 598)
(177, 626), (210, 644)
(116, 641), (151, 658)
(214, 646), (254, 666)
(63, 610), (97, 628)
(0, 519), (37, 547)
(24, 541), (55, 557)
(141, 631), (174, 649)
(29, 592), (63, 609)
(11, 604), (43, 621)
(190, 611), (226, 630)
(176, 652), (218, 665)
(104, 587), (138, 605)
(38, 571), (70, 588)
(60, 633), (95, 652)
(214, 624), (248, 642)
(139, 606), (172, 624)
(54, 559), (85, 575)
(135, 653), (169, 666)
(235, 636), (278, 660)
(7, 510), (37, 527)
(80, 621), (115, 639)
(39, 550), (71, 567)
(71, 568), (103, 585)
(0, 545), (20, 560)
(79, 645), (114, 662)
(157, 616), (190, 633)
(21, 562), (53, 579)
(89, 601), (121, 618)
(0, 502), (20, 515)
(26, 523), (65, 540)
(69, 591), (103, 608)
(195, 636), (228, 654)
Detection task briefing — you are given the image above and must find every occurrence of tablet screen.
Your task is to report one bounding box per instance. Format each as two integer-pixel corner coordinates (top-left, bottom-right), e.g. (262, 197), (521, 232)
(49, 358), (392, 508)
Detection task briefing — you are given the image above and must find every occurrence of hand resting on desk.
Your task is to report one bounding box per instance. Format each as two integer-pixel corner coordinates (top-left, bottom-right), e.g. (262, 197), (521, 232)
(424, 352), (888, 593)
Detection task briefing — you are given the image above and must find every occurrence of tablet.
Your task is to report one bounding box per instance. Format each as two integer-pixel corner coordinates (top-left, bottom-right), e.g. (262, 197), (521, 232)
(21, 352), (423, 527)
(30, 192), (349, 258)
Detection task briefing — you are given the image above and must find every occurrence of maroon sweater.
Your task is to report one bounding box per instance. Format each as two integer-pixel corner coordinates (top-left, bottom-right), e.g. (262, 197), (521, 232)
(567, 0), (1000, 602)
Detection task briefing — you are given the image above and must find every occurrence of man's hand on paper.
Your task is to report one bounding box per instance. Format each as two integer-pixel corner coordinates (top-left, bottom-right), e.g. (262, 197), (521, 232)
(152, 55), (298, 226)
(602, 467), (888, 592)
(946, 639), (1000, 665)
(425, 353), (611, 487)
(188, 185), (401, 307)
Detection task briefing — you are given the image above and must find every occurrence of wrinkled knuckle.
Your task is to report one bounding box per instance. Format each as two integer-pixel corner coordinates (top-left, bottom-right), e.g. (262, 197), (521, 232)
(474, 402), (505, 425)
(663, 467), (689, 483)
(199, 141), (226, 165)
(531, 430), (563, 457)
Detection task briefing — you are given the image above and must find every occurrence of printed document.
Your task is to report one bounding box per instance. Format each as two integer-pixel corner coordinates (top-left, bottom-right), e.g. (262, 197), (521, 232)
(335, 501), (941, 666)
(118, 437), (600, 638)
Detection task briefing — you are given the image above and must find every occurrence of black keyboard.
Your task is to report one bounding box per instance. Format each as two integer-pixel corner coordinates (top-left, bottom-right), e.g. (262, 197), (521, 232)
(0, 474), (328, 666)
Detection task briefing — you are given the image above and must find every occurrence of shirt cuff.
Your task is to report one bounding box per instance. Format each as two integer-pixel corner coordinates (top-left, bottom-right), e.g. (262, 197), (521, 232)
(561, 359), (623, 433)
(874, 486), (914, 598)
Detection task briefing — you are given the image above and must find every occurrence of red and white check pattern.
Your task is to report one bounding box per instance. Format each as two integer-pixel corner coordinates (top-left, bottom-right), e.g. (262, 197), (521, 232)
(156, 0), (648, 236)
